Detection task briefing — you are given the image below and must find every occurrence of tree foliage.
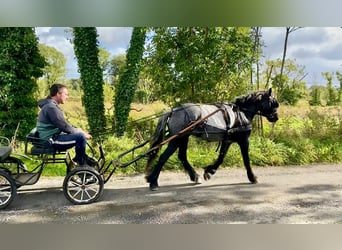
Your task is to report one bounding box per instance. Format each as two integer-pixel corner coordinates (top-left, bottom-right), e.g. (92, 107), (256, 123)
(114, 27), (146, 136)
(144, 27), (255, 105)
(108, 54), (126, 85)
(266, 58), (306, 105)
(98, 47), (111, 83)
(38, 44), (66, 97)
(0, 27), (46, 140)
(39, 44), (66, 85)
(336, 71), (342, 103)
(323, 72), (338, 106)
(73, 27), (106, 137)
(309, 85), (323, 106)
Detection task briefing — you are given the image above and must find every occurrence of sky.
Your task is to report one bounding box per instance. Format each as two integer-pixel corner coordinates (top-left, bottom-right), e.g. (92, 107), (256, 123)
(35, 27), (342, 86)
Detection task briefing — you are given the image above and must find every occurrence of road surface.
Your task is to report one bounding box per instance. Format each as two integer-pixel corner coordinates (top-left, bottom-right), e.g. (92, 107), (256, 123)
(1, 164), (342, 223)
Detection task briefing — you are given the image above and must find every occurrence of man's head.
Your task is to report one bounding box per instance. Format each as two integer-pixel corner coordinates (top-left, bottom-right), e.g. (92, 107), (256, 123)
(50, 83), (69, 104)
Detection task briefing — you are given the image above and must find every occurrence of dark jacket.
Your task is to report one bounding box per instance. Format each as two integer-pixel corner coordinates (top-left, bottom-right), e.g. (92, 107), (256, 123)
(36, 98), (77, 139)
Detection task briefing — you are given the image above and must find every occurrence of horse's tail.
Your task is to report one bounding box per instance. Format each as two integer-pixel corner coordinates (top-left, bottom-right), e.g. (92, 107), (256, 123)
(145, 111), (171, 174)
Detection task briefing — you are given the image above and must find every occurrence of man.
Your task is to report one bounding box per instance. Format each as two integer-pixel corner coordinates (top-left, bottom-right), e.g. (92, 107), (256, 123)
(36, 83), (92, 166)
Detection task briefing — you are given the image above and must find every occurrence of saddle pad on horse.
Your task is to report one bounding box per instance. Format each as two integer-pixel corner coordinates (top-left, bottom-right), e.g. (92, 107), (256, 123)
(200, 104), (235, 130)
(186, 104), (236, 141)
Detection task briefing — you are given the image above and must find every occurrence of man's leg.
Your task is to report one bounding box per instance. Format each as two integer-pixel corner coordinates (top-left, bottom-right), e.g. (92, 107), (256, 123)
(53, 133), (87, 165)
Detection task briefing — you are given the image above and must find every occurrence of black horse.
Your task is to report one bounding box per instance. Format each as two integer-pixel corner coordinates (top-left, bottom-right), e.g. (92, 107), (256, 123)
(145, 88), (279, 191)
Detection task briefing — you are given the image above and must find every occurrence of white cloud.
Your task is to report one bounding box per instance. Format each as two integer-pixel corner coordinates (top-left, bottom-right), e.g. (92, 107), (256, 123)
(35, 27), (133, 79)
(97, 27), (132, 51)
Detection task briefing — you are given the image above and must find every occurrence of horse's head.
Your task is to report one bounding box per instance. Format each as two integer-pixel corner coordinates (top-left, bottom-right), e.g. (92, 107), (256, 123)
(235, 88), (279, 123)
(256, 88), (279, 122)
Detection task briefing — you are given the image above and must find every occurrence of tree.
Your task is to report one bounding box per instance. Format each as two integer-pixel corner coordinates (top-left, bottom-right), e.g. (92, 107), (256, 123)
(0, 27), (46, 140)
(336, 71), (342, 103)
(323, 72), (338, 106)
(114, 27), (146, 136)
(266, 58), (306, 105)
(144, 27), (255, 105)
(98, 47), (111, 83)
(73, 27), (106, 138)
(251, 27), (263, 89)
(309, 85), (322, 106)
(279, 27), (302, 97)
(38, 44), (66, 96)
(108, 54), (126, 86)
(39, 44), (66, 84)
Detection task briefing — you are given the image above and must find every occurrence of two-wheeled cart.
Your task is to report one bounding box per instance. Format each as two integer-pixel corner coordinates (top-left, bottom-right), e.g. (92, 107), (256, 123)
(0, 108), (224, 209)
(0, 135), (105, 209)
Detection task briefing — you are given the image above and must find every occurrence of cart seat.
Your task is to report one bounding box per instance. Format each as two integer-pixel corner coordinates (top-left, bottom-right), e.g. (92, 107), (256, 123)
(0, 146), (12, 161)
(25, 133), (56, 155)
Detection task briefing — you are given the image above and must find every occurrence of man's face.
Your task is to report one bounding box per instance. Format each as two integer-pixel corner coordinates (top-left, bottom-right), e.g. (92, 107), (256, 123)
(57, 87), (69, 104)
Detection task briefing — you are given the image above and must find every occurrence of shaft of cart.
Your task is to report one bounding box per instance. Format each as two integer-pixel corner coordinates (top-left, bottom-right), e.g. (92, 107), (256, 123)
(100, 140), (152, 183)
(100, 107), (224, 184)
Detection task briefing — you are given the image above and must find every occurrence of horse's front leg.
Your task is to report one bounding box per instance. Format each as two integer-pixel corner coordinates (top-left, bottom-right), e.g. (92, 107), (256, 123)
(238, 136), (258, 184)
(203, 141), (231, 181)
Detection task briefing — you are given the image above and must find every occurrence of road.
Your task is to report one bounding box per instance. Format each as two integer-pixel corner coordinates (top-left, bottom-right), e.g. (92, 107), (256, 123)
(1, 163), (342, 224)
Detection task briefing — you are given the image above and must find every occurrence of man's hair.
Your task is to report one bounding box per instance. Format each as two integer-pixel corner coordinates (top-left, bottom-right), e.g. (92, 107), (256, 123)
(49, 83), (67, 97)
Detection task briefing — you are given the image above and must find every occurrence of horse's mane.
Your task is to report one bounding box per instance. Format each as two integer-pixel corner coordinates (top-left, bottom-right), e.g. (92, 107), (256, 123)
(234, 90), (267, 106)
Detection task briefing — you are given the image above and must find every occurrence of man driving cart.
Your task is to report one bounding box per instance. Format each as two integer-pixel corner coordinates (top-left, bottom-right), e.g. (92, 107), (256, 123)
(34, 83), (94, 167)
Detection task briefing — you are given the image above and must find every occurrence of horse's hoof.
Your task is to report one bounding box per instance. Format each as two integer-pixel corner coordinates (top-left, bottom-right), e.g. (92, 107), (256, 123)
(194, 175), (202, 184)
(250, 176), (258, 184)
(149, 183), (159, 191)
(145, 175), (150, 182)
(203, 172), (211, 181)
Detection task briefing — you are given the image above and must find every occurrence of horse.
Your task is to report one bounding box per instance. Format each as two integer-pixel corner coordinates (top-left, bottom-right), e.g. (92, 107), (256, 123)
(145, 88), (279, 191)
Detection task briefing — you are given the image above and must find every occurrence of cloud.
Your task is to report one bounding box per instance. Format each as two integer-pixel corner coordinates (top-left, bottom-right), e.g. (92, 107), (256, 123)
(35, 27), (133, 79)
(97, 27), (133, 55)
(36, 27), (77, 78)
(261, 27), (342, 85)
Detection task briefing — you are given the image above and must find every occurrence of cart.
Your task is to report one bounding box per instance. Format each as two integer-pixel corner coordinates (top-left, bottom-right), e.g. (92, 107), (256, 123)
(0, 134), (106, 209)
(0, 108), (224, 209)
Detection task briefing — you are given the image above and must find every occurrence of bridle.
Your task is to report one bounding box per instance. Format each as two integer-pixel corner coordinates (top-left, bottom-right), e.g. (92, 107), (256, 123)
(237, 99), (278, 121)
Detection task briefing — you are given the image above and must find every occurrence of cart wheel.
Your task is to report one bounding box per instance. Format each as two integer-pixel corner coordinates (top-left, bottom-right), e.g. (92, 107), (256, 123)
(0, 170), (17, 209)
(63, 166), (104, 205)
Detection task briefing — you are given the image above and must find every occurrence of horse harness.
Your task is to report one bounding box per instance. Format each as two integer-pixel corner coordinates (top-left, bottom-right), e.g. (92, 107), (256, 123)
(213, 103), (252, 135)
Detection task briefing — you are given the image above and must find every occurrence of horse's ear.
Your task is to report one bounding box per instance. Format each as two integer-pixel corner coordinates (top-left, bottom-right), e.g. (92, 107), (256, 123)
(268, 88), (272, 95)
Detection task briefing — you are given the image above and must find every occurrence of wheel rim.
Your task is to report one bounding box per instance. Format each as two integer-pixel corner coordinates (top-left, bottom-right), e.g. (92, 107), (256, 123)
(0, 174), (14, 207)
(65, 170), (102, 204)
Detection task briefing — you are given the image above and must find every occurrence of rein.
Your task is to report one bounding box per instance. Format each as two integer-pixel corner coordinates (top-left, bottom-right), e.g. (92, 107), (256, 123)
(237, 106), (275, 119)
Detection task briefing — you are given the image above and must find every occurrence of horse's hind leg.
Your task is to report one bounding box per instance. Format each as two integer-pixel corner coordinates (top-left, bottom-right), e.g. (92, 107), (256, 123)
(177, 136), (201, 184)
(203, 141), (231, 181)
(146, 140), (179, 191)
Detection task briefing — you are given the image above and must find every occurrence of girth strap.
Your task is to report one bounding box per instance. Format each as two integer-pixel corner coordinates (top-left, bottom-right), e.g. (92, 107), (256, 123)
(227, 124), (252, 135)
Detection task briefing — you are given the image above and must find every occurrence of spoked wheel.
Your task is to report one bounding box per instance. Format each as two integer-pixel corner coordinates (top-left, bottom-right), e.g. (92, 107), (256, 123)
(0, 170), (17, 209)
(63, 166), (104, 205)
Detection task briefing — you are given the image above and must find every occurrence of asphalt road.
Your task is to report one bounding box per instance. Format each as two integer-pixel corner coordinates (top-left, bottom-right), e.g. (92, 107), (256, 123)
(1, 163), (342, 224)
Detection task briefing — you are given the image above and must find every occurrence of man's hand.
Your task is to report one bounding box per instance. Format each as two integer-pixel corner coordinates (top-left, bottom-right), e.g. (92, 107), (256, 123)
(84, 132), (92, 139)
(74, 127), (92, 139)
